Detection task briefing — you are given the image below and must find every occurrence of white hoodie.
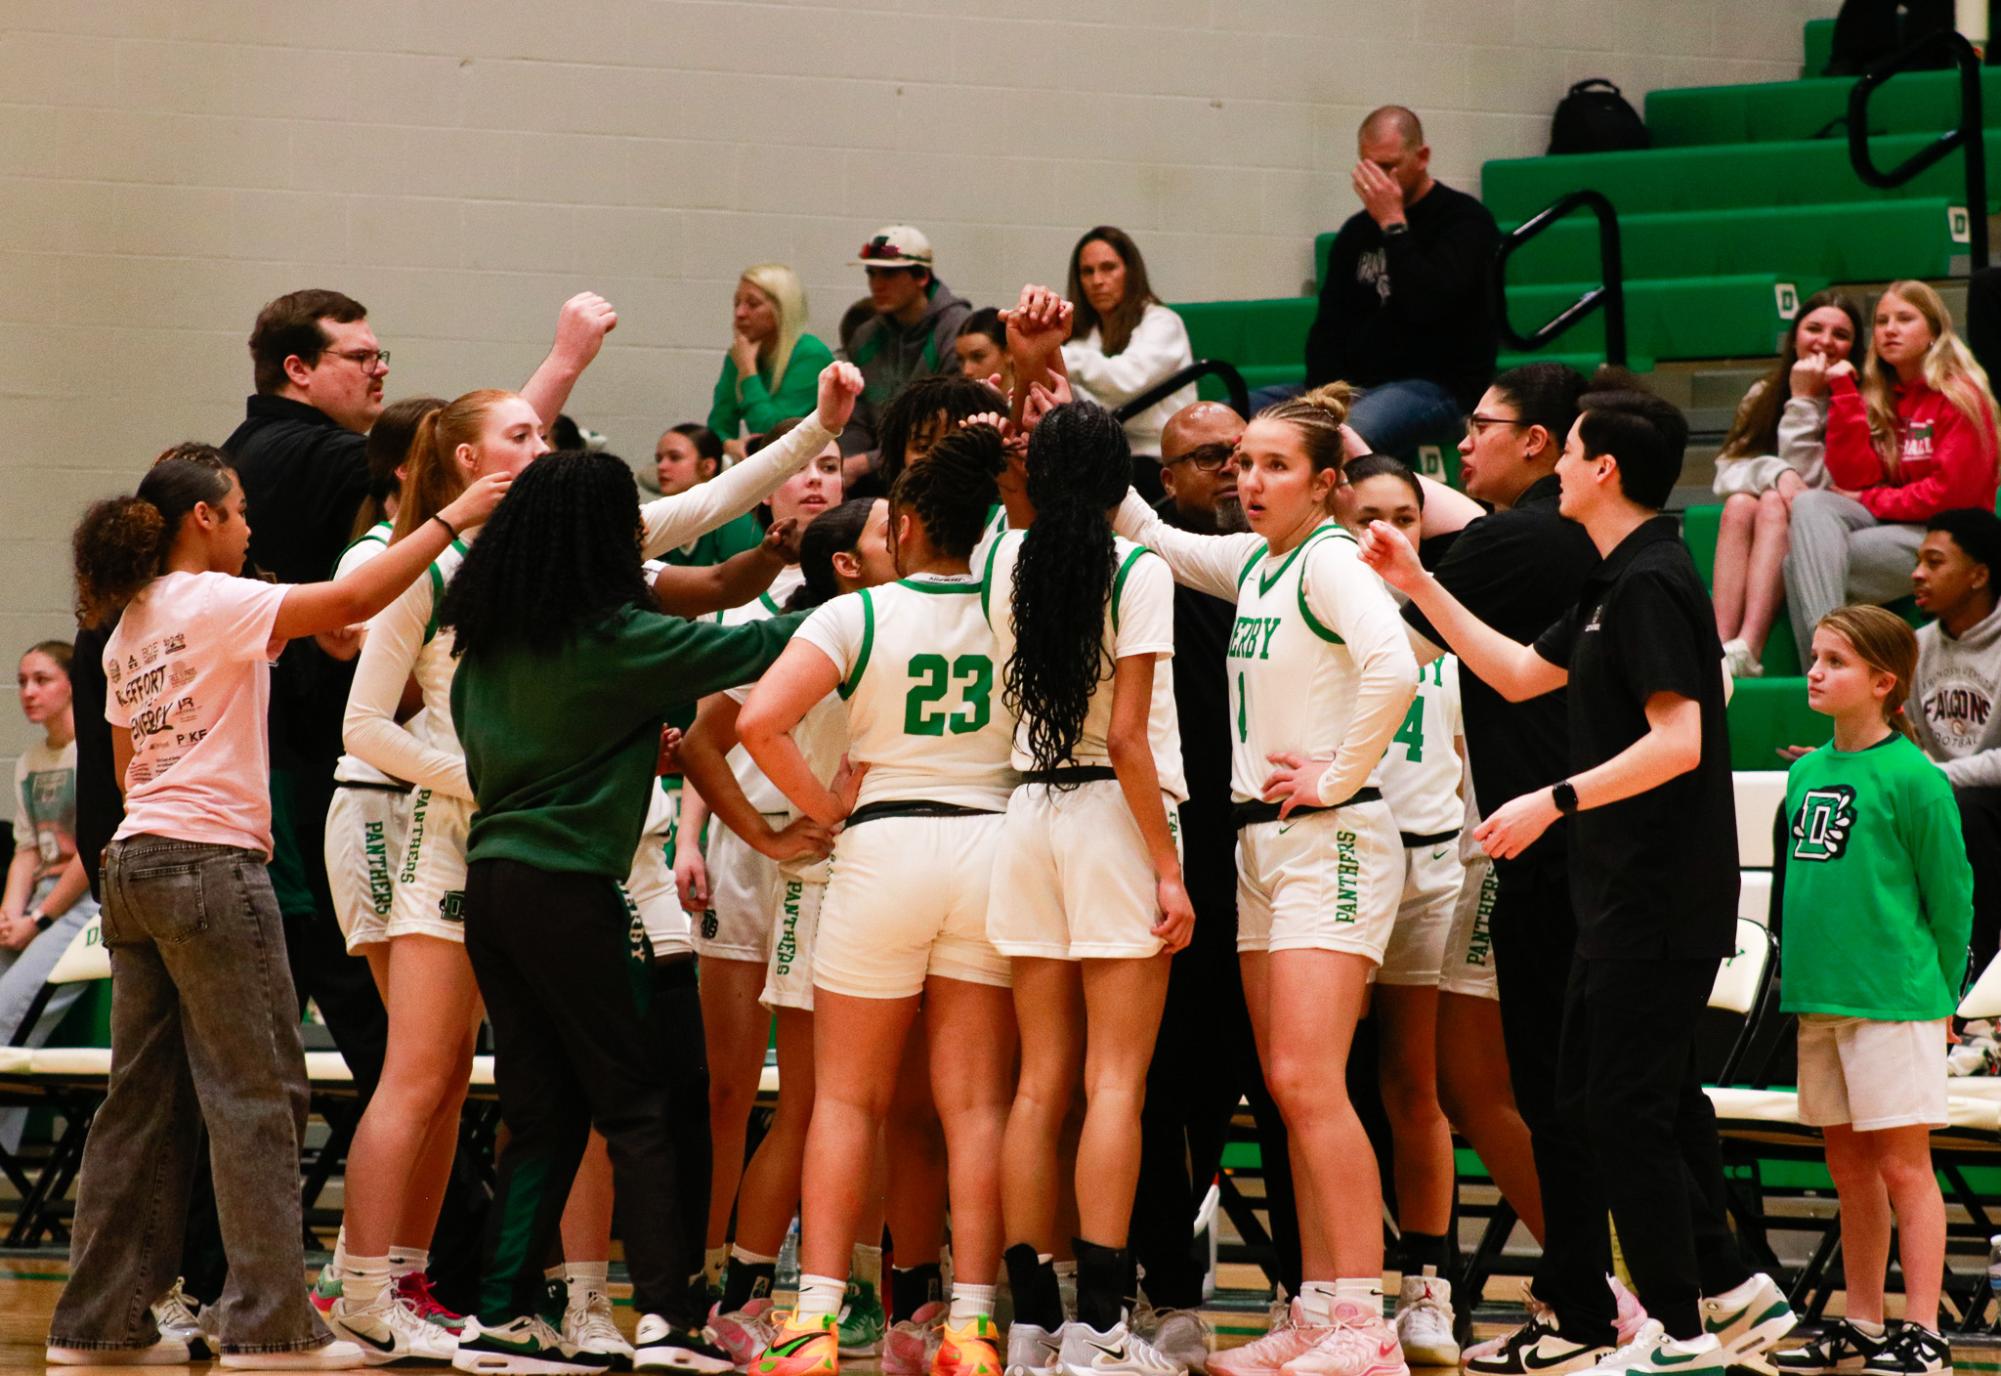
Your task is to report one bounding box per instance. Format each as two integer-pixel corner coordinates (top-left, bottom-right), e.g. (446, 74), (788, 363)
(1914, 601), (2001, 788)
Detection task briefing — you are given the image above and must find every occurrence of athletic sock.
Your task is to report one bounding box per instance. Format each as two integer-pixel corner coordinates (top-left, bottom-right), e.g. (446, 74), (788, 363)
(1297, 1282), (1338, 1325)
(387, 1246), (429, 1281)
(566, 1260), (610, 1293)
(344, 1254), (393, 1308)
(851, 1243), (884, 1295)
(1072, 1238), (1130, 1334)
(949, 1282), (997, 1327)
(1851, 1319), (1886, 1339)
(1393, 1231), (1450, 1279)
(796, 1273), (847, 1325)
(703, 1245), (729, 1292)
(892, 1263), (944, 1323)
(1334, 1278), (1385, 1317)
(721, 1247), (778, 1313)
(329, 1225), (352, 1281)
(1052, 1257), (1078, 1320)
(1003, 1244), (1063, 1331)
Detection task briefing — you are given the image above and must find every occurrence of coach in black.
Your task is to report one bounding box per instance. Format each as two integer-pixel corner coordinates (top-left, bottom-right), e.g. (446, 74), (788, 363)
(1364, 390), (1789, 1376)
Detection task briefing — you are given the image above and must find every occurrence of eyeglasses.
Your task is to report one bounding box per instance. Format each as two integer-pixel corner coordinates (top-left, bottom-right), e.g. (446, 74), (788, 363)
(1465, 413), (1532, 439)
(323, 348), (391, 372)
(1168, 441), (1237, 472)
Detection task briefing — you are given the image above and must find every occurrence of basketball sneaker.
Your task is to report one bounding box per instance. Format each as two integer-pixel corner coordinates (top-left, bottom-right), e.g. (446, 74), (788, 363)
(453, 1314), (613, 1374)
(1058, 1317), (1186, 1376)
(711, 1298), (779, 1367)
(310, 1264), (344, 1316)
(328, 1289), (461, 1365)
(1699, 1273), (1795, 1363)
(634, 1314), (736, 1374)
(754, 1312), (840, 1376)
(1208, 1300), (1332, 1376)
(398, 1272), (468, 1334)
(840, 1278), (888, 1357)
(1463, 1315), (1611, 1376)
(1861, 1323), (1951, 1376)
(1393, 1269), (1457, 1367)
(1278, 1301), (1407, 1376)
(1575, 1321), (1728, 1376)
(887, 1300), (949, 1375)
(217, 1341), (375, 1369)
(934, 1314), (1005, 1376)
(1773, 1320), (1891, 1375)
(562, 1281), (633, 1367)
(1005, 1321), (1063, 1376)
(152, 1277), (212, 1359)
(47, 1338), (195, 1366)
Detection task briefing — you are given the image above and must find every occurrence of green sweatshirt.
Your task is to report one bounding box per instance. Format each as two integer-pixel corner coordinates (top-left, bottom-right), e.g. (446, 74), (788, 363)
(453, 602), (803, 878)
(1779, 731), (1974, 1020)
(708, 333), (835, 440)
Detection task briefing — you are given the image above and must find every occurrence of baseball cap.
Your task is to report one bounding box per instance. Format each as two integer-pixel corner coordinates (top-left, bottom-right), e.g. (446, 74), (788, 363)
(852, 225), (934, 269)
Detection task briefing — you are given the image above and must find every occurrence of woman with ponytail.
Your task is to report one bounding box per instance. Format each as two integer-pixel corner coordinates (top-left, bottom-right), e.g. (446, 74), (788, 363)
(737, 430), (1020, 1376)
(49, 449), (507, 1369)
(980, 401), (1192, 1374)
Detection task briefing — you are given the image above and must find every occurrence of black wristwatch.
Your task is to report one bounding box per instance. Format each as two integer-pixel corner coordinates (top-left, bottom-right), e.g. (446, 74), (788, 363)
(1382, 220), (1411, 240)
(28, 909), (51, 931)
(1551, 780), (1579, 816)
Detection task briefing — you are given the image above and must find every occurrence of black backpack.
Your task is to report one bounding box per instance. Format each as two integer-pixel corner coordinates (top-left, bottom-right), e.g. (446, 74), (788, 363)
(1824, 0), (1954, 75)
(1548, 79), (1651, 156)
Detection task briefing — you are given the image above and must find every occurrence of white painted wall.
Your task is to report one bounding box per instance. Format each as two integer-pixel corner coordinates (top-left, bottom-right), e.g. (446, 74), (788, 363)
(0, 0), (1836, 794)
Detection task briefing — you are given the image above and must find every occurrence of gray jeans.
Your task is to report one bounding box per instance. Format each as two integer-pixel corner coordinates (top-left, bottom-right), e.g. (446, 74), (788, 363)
(0, 874), (95, 1153)
(1781, 490), (1925, 666)
(48, 835), (331, 1356)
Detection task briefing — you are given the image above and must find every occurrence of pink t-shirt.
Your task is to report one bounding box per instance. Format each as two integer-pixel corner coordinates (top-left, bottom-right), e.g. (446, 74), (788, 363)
(105, 571), (289, 856)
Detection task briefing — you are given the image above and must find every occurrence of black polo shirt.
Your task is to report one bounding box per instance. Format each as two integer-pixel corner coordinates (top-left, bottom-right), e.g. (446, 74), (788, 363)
(1403, 475), (1598, 860)
(1531, 517), (1738, 960)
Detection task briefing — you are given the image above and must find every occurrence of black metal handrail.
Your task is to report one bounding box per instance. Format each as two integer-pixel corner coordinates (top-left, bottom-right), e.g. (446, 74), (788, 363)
(1847, 27), (1988, 272)
(1111, 358), (1249, 423)
(1493, 188), (1627, 365)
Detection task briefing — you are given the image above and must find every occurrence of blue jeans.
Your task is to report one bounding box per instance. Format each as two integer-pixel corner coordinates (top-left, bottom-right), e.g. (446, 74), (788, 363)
(48, 835), (332, 1356)
(1247, 377), (1464, 459)
(0, 874), (96, 1152)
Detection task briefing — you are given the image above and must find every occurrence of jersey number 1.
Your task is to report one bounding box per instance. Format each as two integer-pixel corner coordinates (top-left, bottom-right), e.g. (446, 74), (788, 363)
(904, 653), (993, 736)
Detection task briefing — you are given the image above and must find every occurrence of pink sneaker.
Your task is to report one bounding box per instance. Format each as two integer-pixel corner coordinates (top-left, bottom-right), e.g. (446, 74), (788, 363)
(1278, 1302), (1408, 1376)
(1609, 1275), (1648, 1347)
(709, 1297), (778, 1368)
(884, 1300), (947, 1376)
(1209, 1300), (1334, 1376)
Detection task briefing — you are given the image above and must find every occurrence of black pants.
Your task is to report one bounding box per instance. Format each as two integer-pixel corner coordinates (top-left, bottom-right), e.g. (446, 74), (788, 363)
(1956, 785), (2001, 989)
(465, 859), (701, 1326)
(1557, 955), (1749, 1340)
(1130, 807), (1300, 1304)
(639, 954), (711, 1298)
(1489, 856), (1615, 1340)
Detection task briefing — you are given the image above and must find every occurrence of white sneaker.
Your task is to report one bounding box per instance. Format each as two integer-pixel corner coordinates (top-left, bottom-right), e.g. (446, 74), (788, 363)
(1210, 1301), (1330, 1376)
(562, 1284), (633, 1364)
(329, 1290), (460, 1365)
(1059, 1319), (1186, 1376)
(1699, 1273), (1795, 1362)
(1722, 640), (1762, 680)
(1008, 1321), (1064, 1376)
(47, 1338), (194, 1366)
(1145, 1311), (1215, 1374)
(633, 1314), (734, 1374)
(1465, 1315), (1610, 1376)
(1578, 1321), (1728, 1376)
(1394, 1269), (1458, 1367)
(219, 1339), (373, 1369)
(454, 1314), (612, 1373)
(151, 1277), (212, 1358)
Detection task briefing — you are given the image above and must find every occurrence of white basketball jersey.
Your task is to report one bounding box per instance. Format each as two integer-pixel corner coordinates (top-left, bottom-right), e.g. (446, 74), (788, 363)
(1378, 655), (1465, 838)
(712, 567), (806, 814)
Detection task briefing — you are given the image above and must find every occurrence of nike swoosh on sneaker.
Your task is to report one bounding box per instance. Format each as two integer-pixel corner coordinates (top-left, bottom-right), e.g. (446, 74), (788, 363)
(1651, 1353), (1704, 1367)
(769, 1334), (825, 1358)
(1086, 1340), (1129, 1361)
(1522, 1347), (1596, 1370)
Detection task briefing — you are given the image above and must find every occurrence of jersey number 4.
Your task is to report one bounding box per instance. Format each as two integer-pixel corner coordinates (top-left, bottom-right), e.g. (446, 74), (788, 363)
(904, 653), (993, 736)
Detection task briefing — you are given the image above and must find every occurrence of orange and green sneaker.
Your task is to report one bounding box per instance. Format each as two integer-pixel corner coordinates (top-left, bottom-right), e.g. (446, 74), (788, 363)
(932, 1314), (1002, 1376)
(754, 1311), (840, 1376)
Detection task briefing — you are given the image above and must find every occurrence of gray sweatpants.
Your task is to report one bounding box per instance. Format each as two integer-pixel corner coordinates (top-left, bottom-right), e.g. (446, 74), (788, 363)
(1781, 490), (1925, 666)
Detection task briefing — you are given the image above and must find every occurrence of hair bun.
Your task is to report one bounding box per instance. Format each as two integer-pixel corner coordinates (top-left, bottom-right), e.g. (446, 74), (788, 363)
(1297, 381), (1355, 422)
(927, 422), (1006, 479)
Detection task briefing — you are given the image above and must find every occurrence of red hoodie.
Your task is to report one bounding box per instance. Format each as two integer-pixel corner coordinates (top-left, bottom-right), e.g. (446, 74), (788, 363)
(1823, 371), (1999, 521)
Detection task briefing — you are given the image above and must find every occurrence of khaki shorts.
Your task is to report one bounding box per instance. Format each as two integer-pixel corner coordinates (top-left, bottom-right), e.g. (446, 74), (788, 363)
(988, 780), (1178, 960)
(1797, 1014), (1950, 1131)
(1378, 838), (1465, 986)
(693, 816), (785, 964)
(325, 784), (413, 953)
(1437, 852), (1500, 1000)
(387, 788), (471, 945)
(1235, 799), (1400, 960)
(815, 812), (1011, 999)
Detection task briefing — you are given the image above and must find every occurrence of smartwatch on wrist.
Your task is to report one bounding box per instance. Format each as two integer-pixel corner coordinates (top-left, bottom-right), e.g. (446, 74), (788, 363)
(28, 909), (51, 932)
(1552, 780), (1579, 816)
(1382, 220), (1411, 239)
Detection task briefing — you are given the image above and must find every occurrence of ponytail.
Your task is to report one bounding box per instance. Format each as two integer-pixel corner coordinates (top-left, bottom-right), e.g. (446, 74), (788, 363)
(74, 456), (233, 628)
(888, 425), (1004, 559)
(1258, 381), (1356, 476)
(785, 499), (880, 612)
(390, 389), (514, 543)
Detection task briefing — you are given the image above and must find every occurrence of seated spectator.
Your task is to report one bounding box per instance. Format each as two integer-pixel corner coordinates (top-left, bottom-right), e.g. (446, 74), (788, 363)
(1785, 280), (2001, 665)
(1908, 509), (2001, 1007)
(955, 307), (1014, 394)
(841, 224), (973, 467)
(1, 640), (98, 1153)
(1059, 226), (1196, 464)
(1711, 291), (1865, 677)
(1295, 105), (1499, 456)
(653, 422), (763, 567)
(709, 264), (835, 457)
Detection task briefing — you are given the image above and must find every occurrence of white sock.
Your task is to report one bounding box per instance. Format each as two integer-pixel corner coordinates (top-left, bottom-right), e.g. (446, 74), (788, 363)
(567, 1261), (610, 1292)
(704, 1246), (729, 1289)
(796, 1274), (847, 1324)
(1297, 1282), (1339, 1325)
(852, 1243), (883, 1291)
(730, 1244), (778, 1266)
(1851, 1319), (1886, 1338)
(1334, 1278), (1385, 1316)
(1706, 1274), (1763, 1309)
(949, 1283), (997, 1326)
(388, 1246), (428, 1280)
(344, 1254), (393, 1308)
(330, 1225), (351, 1279)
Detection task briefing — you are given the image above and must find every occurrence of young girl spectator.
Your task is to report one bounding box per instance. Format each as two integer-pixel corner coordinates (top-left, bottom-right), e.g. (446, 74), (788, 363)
(1771, 605), (1972, 1376)
(1061, 227), (1196, 465)
(1710, 292), (1863, 677)
(955, 309), (1015, 395)
(710, 265), (837, 454)
(1785, 281), (2001, 666)
(47, 450), (506, 1368)
(0, 642), (98, 1107)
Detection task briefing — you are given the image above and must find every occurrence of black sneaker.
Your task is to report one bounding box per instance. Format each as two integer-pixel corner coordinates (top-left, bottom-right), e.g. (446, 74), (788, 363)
(1465, 1316), (1614, 1376)
(633, 1315), (734, 1374)
(1862, 1324), (1951, 1376)
(1773, 1321), (1889, 1375)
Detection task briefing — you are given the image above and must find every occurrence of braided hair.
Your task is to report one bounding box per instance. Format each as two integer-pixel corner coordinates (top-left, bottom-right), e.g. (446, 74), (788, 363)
(438, 451), (653, 658)
(785, 499), (880, 612)
(1006, 402), (1131, 780)
(73, 454), (234, 629)
(887, 425), (1003, 562)
(877, 374), (1008, 486)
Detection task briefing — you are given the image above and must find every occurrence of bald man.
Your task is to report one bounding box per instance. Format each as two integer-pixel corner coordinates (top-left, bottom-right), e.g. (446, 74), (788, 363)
(1157, 400), (1248, 532)
(1298, 104), (1498, 457)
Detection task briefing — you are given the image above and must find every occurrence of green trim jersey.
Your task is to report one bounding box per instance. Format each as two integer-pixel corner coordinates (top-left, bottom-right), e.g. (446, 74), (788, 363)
(793, 573), (1016, 811)
(1378, 655), (1465, 838)
(710, 567), (805, 813)
(1115, 492), (1419, 806)
(1780, 732), (1975, 1020)
(342, 538), (472, 799)
(330, 522), (402, 789)
(981, 530), (1187, 803)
